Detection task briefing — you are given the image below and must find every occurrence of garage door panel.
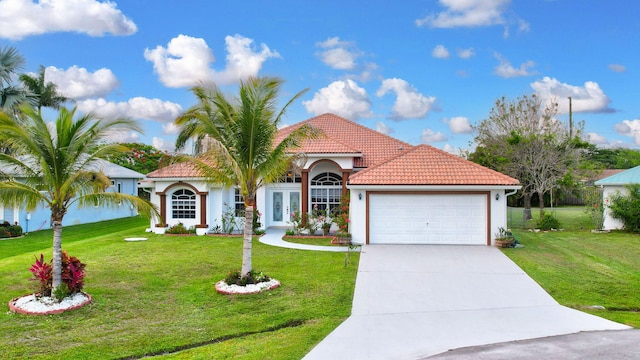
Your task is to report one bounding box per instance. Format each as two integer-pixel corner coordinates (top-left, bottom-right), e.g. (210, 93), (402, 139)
(369, 194), (487, 245)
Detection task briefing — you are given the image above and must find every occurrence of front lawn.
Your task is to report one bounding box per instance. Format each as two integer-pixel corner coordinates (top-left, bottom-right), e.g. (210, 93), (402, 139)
(0, 216), (359, 359)
(504, 207), (640, 328)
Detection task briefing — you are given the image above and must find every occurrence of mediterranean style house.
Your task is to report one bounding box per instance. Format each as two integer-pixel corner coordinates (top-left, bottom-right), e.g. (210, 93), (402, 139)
(143, 113), (521, 245)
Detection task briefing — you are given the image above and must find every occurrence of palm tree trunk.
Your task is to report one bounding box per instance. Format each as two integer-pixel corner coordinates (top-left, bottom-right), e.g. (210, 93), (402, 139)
(51, 220), (63, 290)
(241, 205), (253, 276)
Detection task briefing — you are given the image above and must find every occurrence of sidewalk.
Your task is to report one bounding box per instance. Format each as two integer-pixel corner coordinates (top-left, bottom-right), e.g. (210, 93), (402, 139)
(258, 227), (359, 252)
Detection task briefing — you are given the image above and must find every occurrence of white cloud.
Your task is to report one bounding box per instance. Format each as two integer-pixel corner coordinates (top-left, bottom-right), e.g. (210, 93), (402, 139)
(442, 144), (458, 154)
(530, 77), (612, 114)
(152, 137), (175, 152)
(316, 37), (351, 49)
(106, 131), (140, 144)
(493, 53), (535, 78)
(144, 35), (214, 88)
(0, 0), (136, 40)
(447, 116), (473, 134)
(162, 122), (180, 135)
(457, 48), (475, 59)
(315, 37), (361, 70)
(145, 34), (279, 88)
(76, 97), (182, 123)
(416, 0), (510, 28)
(432, 45), (450, 59)
(586, 132), (609, 145)
(608, 64), (626, 73)
(421, 128), (448, 143)
(614, 119), (640, 145)
(376, 122), (394, 135)
(376, 78), (436, 121)
(45, 66), (119, 100)
(302, 79), (372, 120)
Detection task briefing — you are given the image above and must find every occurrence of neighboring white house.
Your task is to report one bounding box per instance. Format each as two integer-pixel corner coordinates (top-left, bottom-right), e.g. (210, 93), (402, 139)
(143, 113), (521, 245)
(0, 158), (145, 232)
(594, 165), (640, 230)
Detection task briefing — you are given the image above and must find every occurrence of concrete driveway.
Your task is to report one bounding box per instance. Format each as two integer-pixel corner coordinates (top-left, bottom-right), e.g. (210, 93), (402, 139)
(303, 245), (630, 360)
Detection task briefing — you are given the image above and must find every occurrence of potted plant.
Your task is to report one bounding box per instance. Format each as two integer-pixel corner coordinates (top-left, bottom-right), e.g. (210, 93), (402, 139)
(494, 227), (514, 248)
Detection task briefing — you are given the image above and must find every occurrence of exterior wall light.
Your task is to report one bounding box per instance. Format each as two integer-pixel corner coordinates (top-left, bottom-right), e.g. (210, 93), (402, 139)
(495, 193), (500, 201)
(358, 193), (363, 200)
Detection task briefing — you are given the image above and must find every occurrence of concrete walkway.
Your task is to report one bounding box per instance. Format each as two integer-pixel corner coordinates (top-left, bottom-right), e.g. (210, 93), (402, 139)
(303, 245), (630, 360)
(259, 227), (359, 252)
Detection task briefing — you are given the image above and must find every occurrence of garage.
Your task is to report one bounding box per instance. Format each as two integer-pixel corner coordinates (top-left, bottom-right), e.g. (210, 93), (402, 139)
(368, 193), (488, 245)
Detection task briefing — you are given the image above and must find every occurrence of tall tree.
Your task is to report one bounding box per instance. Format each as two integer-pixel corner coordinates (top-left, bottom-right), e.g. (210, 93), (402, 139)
(0, 106), (158, 291)
(471, 94), (585, 219)
(175, 76), (314, 276)
(99, 142), (171, 175)
(0, 45), (27, 113)
(19, 65), (69, 114)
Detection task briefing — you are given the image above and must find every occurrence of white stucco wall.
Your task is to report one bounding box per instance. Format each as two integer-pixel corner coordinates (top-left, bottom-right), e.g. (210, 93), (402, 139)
(602, 185), (625, 230)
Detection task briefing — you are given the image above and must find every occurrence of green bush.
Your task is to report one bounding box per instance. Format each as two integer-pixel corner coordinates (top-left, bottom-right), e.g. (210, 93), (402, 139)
(165, 222), (196, 235)
(537, 213), (561, 230)
(8, 225), (22, 237)
(0, 227), (10, 238)
(224, 270), (270, 286)
(609, 184), (640, 232)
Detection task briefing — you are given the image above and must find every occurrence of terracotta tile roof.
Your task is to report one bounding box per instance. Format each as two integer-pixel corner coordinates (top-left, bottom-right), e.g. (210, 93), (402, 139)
(348, 144), (520, 186)
(146, 162), (201, 178)
(276, 113), (411, 168)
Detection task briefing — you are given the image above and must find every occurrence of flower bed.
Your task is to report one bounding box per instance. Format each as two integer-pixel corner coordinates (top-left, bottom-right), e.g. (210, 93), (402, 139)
(214, 279), (280, 295)
(8, 292), (91, 315)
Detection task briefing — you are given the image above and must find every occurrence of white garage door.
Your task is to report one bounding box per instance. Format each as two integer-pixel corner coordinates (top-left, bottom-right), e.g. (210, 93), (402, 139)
(369, 193), (487, 245)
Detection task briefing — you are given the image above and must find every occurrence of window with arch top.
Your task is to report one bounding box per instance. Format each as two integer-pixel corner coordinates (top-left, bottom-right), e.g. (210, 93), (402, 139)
(310, 172), (342, 212)
(171, 188), (196, 219)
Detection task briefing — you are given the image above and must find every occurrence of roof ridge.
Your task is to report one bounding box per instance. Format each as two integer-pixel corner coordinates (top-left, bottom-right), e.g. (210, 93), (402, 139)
(348, 143), (416, 180)
(414, 144), (519, 182)
(315, 113), (413, 148)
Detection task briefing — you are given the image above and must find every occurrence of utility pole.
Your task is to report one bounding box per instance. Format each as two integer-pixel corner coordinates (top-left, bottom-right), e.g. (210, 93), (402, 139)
(568, 96), (573, 138)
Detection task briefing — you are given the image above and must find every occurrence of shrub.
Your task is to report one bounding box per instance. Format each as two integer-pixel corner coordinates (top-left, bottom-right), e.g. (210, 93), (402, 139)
(608, 184), (640, 232)
(61, 251), (86, 294)
(584, 188), (605, 231)
(53, 283), (70, 302)
(165, 222), (196, 235)
(28, 251), (86, 299)
(224, 270), (271, 286)
(29, 254), (53, 296)
(288, 210), (304, 235)
(8, 224), (22, 237)
(537, 213), (561, 230)
(221, 204), (242, 234)
(334, 193), (350, 234)
(284, 228), (295, 236)
(0, 227), (10, 238)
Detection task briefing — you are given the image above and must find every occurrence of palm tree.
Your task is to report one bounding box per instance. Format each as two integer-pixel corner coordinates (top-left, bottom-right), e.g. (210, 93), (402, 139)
(175, 76), (314, 276)
(0, 105), (159, 291)
(20, 65), (69, 114)
(0, 46), (27, 112)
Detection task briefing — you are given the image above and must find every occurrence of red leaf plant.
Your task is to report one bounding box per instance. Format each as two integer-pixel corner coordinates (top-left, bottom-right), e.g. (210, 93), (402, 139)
(29, 253), (53, 297)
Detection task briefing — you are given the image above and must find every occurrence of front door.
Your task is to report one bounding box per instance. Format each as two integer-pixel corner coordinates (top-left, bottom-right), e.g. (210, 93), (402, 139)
(271, 190), (300, 227)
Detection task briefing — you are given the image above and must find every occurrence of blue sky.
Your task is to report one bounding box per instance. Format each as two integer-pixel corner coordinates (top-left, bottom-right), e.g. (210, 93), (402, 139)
(1, 0), (638, 153)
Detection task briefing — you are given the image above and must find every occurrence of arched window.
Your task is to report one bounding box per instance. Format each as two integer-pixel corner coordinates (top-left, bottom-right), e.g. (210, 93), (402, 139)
(171, 189), (196, 219)
(310, 172), (342, 212)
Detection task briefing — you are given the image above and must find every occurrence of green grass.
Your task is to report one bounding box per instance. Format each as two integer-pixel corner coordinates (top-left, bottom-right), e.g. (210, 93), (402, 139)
(504, 207), (640, 328)
(507, 206), (593, 230)
(0, 216), (359, 359)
